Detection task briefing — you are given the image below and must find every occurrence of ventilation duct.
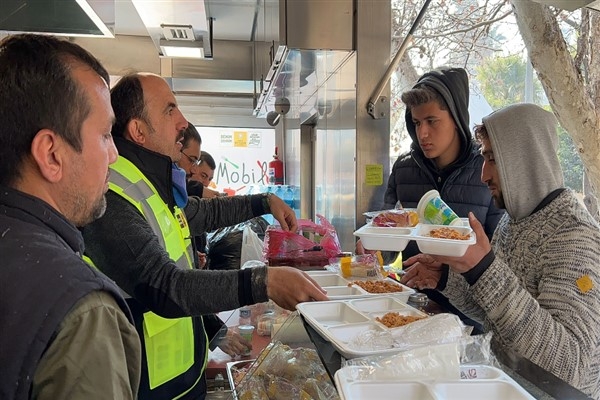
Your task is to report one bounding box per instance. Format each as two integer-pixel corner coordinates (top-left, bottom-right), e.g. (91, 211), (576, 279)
(253, 0), (355, 118)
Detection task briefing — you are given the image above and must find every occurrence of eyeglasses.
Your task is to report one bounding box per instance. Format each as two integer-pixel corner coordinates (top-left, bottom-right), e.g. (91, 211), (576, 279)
(181, 151), (202, 166)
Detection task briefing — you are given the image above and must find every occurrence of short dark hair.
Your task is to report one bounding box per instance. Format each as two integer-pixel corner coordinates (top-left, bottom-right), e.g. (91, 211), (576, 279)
(473, 123), (489, 143)
(110, 73), (150, 138)
(199, 151), (216, 170)
(401, 85), (449, 112)
(0, 34), (109, 186)
(182, 124), (202, 150)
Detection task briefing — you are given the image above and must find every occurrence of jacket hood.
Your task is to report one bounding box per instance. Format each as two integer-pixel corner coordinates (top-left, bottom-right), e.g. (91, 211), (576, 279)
(482, 103), (564, 221)
(405, 67), (474, 168)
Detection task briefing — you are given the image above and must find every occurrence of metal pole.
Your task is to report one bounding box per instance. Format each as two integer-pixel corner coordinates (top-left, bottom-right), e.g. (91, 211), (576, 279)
(367, 0), (433, 118)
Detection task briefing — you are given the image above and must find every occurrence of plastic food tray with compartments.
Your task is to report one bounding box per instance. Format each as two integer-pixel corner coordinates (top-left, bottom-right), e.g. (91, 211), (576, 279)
(297, 296), (429, 359)
(353, 222), (475, 256)
(306, 271), (415, 302)
(334, 364), (536, 400)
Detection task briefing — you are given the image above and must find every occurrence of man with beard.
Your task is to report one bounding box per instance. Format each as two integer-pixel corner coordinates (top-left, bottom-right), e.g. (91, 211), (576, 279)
(0, 34), (141, 399)
(82, 72), (328, 399)
(401, 103), (600, 399)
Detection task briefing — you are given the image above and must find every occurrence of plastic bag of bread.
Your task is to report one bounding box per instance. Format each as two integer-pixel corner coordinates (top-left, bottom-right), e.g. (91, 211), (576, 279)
(369, 209), (419, 227)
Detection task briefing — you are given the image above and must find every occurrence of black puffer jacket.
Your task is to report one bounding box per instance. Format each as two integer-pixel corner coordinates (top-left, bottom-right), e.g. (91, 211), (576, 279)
(385, 147), (502, 258)
(384, 67), (504, 258)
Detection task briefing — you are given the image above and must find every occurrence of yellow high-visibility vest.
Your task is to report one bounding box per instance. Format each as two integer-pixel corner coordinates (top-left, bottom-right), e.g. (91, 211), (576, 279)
(109, 156), (208, 395)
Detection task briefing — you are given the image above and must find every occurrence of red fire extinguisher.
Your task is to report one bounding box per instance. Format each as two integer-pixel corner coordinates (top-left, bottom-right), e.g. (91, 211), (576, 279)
(268, 146), (284, 185)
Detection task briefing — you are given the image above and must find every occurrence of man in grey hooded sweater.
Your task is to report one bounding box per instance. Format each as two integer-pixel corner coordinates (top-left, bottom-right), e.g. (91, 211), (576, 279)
(402, 103), (600, 399)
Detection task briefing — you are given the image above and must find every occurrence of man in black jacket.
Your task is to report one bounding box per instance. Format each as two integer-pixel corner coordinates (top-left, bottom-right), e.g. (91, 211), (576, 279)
(82, 72), (328, 399)
(0, 34), (141, 400)
(358, 67), (504, 330)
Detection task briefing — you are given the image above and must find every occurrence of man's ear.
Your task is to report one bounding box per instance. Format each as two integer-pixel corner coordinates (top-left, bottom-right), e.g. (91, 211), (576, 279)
(30, 129), (64, 183)
(126, 119), (146, 145)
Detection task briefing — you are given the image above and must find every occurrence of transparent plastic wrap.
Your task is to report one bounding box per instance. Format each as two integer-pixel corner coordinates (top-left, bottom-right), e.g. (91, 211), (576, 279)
(363, 208), (419, 227)
(342, 342), (461, 381)
(326, 253), (385, 279)
(341, 328), (495, 382)
(334, 330), (535, 400)
(263, 215), (342, 268)
(347, 313), (470, 353)
(232, 341), (340, 400)
(458, 331), (497, 368)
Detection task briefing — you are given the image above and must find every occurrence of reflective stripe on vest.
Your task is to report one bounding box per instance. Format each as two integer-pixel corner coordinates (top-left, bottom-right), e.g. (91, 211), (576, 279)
(109, 156), (208, 393)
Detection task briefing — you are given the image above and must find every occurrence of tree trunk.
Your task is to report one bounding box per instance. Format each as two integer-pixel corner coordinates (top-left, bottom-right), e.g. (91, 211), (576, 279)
(509, 0), (600, 201)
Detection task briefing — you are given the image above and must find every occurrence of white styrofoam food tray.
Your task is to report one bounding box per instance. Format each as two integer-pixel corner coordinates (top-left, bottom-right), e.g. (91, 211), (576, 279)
(306, 272), (415, 302)
(352, 225), (413, 251)
(335, 365), (536, 400)
(296, 297), (428, 359)
(354, 223), (475, 256)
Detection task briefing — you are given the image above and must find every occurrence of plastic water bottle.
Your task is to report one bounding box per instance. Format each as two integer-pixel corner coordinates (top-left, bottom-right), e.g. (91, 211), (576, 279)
(283, 185), (294, 209)
(274, 185), (284, 200)
(263, 186), (274, 224)
(292, 185), (301, 217)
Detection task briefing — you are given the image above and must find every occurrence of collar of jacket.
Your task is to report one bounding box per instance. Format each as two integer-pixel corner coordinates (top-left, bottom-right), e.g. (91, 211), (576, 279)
(0, 185), (84, 254)
(410, 144), (479, 182)
(113, 137), (176, 210)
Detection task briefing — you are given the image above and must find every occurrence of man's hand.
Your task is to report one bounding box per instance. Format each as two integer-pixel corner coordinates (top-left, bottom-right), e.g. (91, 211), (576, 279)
(268, 194), (298, 232)
(355, 239), (377, 255)
(202, 187), (220, 199)
(266, 267), (329, 310)
(432, 212), (491, 273)
(197, 251), (207, 269)
(400, 253), (444, 290)
(216, 330), (251, 358)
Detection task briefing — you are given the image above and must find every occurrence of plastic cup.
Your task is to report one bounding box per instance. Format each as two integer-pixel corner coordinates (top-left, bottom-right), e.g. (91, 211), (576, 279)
(238, 325), (254, 356)
(417, 190), (462, 226)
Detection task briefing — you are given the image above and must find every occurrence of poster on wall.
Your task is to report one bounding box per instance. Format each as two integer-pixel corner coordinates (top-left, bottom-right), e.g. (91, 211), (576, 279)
(198, 126), (275, 195)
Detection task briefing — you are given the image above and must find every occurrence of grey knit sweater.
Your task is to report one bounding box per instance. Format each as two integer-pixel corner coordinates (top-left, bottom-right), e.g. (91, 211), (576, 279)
(442, 104), (600, 399)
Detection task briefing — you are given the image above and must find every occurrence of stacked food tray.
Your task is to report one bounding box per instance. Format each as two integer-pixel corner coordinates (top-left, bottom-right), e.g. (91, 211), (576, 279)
(306, 271), (414, 302)
(296, 296), (428, 359)
(353, 222), (474, 256)
(334, 364), (536, 400)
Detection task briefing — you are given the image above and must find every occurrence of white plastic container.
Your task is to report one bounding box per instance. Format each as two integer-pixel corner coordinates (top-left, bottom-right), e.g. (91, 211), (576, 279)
(417, 190), (462, 226)
(334, 365), (535, 400)
(352, 225), (412, 251)
(413, 224), (475, 257)
(306, 271), (415, 302)
(297, 297), (428, 359)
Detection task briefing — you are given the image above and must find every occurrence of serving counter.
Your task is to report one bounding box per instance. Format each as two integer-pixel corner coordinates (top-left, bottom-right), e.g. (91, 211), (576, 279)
(206, 295), (593, 400)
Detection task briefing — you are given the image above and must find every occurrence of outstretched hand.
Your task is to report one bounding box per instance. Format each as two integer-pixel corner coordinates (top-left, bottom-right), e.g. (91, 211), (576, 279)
(355, 239), (377, 255)
(431, 212), (491, 273)
(216, 329), (252, 358)
(268, 194), (298, 232)
(266, 266), (329, 310)
(400, 253), (444, 290)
